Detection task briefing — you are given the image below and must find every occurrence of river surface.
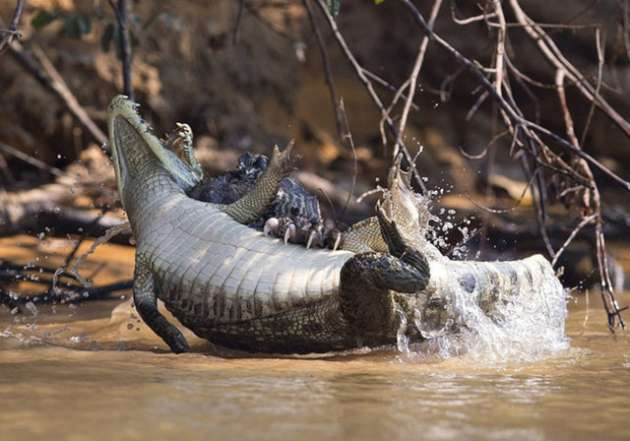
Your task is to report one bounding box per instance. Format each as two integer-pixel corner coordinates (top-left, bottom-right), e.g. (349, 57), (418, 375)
(1, 236), (629, 441)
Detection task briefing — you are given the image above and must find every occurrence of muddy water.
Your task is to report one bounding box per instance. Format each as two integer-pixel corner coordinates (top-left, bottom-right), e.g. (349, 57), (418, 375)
(1, 236), (630, 441)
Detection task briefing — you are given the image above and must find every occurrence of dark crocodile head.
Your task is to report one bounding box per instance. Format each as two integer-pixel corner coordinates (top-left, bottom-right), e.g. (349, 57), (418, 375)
(189, 151), (327, 246)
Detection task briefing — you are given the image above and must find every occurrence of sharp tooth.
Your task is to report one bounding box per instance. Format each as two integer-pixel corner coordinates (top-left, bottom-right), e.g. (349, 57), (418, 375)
(333, 232), (341, 251)
(284, 224), (297, 245)
(307, 231), (315, 249)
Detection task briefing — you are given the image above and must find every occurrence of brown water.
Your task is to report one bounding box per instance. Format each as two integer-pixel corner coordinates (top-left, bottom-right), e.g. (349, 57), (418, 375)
(1, 236), (629, 441)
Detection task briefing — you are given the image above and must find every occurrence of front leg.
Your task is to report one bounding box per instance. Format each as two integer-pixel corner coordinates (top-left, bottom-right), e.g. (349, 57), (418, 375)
(164, 123), (203, 181)
(134, 255), (190, 353)
(339, 209), (430, 337)
(221, 140), (294, 224)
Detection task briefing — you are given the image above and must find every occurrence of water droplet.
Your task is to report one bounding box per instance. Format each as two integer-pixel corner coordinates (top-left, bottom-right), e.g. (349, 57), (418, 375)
(24, 302), (38, 317)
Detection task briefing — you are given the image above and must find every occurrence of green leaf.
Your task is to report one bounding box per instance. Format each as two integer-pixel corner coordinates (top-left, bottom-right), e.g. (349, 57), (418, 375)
(101, 23), (115, 52)
(374, 0), (385, 4)
(31, 10), (57, 30)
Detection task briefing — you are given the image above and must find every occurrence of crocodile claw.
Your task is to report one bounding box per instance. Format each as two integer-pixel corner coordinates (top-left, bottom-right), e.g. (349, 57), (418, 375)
(306, 230), (316, 249)
(284, 223), (296, 244)
(332, 230), (341, 252)
(264, 217), (280, 236)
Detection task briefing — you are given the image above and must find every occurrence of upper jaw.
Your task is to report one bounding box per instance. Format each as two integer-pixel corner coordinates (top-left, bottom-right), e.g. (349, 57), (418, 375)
(107, 95), (202, 205)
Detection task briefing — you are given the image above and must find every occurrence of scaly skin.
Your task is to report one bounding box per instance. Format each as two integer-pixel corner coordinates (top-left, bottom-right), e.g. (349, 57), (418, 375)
(108, 95), (564, 354)
(166, 127), (428, 253)
(108, 95), (430, 353)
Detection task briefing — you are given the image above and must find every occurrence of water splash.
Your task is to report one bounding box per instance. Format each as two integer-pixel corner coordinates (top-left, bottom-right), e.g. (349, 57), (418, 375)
(387, 166), (568, 364)
(404, 255), (569, 364)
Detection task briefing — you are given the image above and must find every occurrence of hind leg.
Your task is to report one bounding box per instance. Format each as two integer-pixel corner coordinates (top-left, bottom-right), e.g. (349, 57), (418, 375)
(134, 255), (190, 353)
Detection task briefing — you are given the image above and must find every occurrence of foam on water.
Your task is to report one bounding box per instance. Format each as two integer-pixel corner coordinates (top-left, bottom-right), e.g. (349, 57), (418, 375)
(411, 260), (569, 364)
(389, 176), (569, 364)
(393, 254), (569, 364)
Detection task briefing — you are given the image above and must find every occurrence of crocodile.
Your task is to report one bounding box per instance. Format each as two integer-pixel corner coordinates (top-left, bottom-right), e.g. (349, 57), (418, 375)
(107, 95), (565, 354)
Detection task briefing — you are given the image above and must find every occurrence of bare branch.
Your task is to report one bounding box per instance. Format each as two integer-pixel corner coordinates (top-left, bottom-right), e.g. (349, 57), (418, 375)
(0, 142), (64, 177)
(580, 28), (604, 145)
(508, 0), (630, 138)
(313, 0), (427, 193)
(302, 0), (344, 140)
(393, 0), (443, 159)
(108, 0), (134, 100)
(551, 214), (597, 267)
(8, 42), (107, 146)
(400, 0), (630, 192)
(0, 0), (25, 53)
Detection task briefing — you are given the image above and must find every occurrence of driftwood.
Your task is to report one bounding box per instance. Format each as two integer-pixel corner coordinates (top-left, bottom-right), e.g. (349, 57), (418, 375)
(0, 145), (127, 241)
(0, 257), (132, 312)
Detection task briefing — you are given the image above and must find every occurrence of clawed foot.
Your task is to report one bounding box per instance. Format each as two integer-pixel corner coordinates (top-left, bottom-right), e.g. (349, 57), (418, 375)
(262, 217), (345, 251)
(324, 228), (342, 251)
(164, 122), (203, 181)
(263, 216), (325, 248)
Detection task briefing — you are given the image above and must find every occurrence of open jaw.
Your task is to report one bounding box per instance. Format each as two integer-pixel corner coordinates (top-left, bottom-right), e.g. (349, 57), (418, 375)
(107, 95), (201, 207)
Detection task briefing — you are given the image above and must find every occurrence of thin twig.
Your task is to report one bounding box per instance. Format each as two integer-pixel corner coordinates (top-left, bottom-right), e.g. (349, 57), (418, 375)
(338, 98), (358, 218)
(464, 168), (538, 214)
(0, 0), (25, 53)
(580, 28), (604, 146)
(363, 70), (419, 111)
(452, 7), (496, 26)
(303, 0), (344, 139)
(8, 42), (107, 145)
(393, 0), (443, 159)
(313, 0), (427, 193)
(551, 214), (597, 267)
(109, 0), (134, 100)
(459, 130), (510, 160)
(465, 90), (489, 121)
(0, 142), (64, 177)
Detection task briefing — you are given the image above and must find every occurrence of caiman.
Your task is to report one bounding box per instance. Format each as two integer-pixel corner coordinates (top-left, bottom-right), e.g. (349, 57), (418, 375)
(107, 95), (565, 354)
